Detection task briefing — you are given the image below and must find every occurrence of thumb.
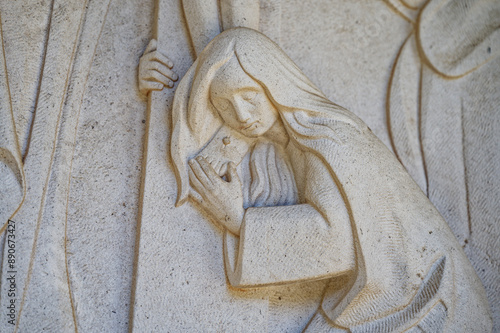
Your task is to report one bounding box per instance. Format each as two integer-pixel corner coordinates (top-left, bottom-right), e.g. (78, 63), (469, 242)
(144, 39), (157, 54)
(226, 162), (239, 182)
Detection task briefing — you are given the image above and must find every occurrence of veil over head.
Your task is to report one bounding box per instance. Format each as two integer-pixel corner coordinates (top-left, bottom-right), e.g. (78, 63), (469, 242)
(171, 27), (365, 206)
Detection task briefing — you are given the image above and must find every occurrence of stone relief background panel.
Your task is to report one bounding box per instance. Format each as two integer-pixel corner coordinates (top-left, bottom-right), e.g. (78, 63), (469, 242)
(65, 0), (154, 331)
(0, 0), (153, 331)
(0, 0), (497, 331)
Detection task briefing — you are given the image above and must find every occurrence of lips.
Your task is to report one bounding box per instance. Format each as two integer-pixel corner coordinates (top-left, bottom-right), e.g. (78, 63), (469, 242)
(241, 121), (257, 130)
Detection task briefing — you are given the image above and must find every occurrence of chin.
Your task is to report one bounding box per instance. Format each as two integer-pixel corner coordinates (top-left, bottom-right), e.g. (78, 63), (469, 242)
(241, 131), (260, 138)
(245, 127), (269, 138)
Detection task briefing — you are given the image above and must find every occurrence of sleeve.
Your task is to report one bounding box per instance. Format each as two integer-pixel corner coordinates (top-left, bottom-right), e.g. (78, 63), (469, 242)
(224, 152), (355, 287)
(418, 0), (500, 77)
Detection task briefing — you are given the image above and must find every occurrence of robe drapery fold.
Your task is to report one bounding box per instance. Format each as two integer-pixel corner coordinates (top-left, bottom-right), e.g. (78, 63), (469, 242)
(227, 123), (491, 332)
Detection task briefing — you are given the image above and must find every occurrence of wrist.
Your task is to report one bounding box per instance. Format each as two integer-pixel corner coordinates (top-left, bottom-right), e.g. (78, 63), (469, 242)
(225, 208), (245, 236)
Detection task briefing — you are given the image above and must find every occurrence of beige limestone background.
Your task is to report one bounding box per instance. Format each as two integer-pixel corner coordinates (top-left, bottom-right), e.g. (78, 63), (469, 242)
(0, 0), (153, 331)
(0, 0), (497, 332)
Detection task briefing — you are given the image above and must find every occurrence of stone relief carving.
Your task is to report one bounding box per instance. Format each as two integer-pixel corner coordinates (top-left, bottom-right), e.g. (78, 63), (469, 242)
(141, 27), (492, 331)
(386, 2), (500, 324)
(0, 0), (498, 331)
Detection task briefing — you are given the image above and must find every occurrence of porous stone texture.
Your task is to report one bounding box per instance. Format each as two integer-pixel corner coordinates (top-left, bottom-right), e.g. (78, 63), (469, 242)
(0, 0), (152, 331)
(0, 0), (498, 332)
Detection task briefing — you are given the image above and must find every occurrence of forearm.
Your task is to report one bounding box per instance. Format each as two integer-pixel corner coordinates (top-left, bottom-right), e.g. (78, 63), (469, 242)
(182, 0), (220, 56)
(182, 0), (261, 56)
(220, 0), (260, 30)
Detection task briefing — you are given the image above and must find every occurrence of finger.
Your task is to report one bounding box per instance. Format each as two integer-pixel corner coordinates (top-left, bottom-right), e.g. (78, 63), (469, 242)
(143, 70), (174, 88)
(196, 156), (221, 182)
(189, 166), (205, 192)
(188, 187), (204, 205)
(226, 162), (239, 182)
(146, 61), (178, 81)
(205, 155), (214, 165)
(144, 39), (157, 54)
(140, 51), (156, 63)
(202, 156), (224, 177)
(151, 50), (174, 68)
(217, 162), (228, 177)
(140, 80), (164, 95)
(210, 158), (222, 175)
(189, 159), (215, 189)
(140, 51), (174, 69)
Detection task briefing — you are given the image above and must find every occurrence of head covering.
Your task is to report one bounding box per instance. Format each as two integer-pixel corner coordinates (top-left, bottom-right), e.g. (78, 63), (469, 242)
(171, 27), (365, 206)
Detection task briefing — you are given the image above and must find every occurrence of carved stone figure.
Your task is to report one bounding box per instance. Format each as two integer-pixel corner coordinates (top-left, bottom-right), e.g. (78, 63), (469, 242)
(0, 0), (498, 331)
(164, 28), (491, 332)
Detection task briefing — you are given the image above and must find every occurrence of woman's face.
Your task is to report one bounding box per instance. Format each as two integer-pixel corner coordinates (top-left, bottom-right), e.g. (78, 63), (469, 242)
(209, 57), (279, 138)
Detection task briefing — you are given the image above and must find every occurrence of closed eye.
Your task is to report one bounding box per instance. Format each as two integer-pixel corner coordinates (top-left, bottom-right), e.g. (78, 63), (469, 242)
(214, 98), (230, 111)
(242, 91), (257, 102)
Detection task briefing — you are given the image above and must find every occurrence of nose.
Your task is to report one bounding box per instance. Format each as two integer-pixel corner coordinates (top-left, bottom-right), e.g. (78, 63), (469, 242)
(233, 98), (252, 123)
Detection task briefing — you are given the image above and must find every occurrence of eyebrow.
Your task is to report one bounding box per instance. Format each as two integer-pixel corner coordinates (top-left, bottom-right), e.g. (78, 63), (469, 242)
(238, 86), (260, 93)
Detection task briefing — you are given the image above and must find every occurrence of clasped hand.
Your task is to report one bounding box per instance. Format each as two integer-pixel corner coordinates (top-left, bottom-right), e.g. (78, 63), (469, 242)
(138, 39), (178, 95)
(188, 157), (244, 236)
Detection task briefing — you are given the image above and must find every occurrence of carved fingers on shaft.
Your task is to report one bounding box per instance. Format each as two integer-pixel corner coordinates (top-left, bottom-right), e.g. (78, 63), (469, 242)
(138, 39), (178, 95)
(188, 157), (244, 235)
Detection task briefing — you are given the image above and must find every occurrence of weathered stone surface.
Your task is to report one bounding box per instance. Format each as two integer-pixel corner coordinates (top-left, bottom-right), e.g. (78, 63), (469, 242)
(0, 0), (497, 332)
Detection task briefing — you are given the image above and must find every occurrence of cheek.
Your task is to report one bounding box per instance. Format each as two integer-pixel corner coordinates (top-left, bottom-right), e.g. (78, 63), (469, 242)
(220, 109), (245, 133)
(254, 97), (276, 120)
(261, 103), (278, 125)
